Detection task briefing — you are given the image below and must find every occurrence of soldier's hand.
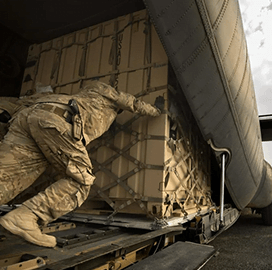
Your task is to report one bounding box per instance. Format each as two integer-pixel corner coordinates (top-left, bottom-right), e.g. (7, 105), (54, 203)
(154, 96), (165, 112)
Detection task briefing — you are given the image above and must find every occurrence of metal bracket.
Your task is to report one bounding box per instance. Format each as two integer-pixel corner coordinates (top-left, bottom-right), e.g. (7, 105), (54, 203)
(0, 254), (46, 270)
(56, 227), (120, 248)
(207, 139), (232, 168)
(40, 222), (76, 234)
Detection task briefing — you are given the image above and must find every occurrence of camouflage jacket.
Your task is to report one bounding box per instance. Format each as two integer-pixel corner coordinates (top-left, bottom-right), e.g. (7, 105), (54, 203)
(0, 97), (21, 116)
(0, 93), (53, 139)
(0, 93), (53, 117)
(35, 81), (160, 145)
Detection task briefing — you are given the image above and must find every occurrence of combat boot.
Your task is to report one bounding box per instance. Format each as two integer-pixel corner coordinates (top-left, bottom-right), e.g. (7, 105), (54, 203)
(0, 205), (56, 247)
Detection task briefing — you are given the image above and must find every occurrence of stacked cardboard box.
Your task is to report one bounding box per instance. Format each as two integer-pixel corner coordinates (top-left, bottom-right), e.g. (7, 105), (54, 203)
(20, 10), (212, 219)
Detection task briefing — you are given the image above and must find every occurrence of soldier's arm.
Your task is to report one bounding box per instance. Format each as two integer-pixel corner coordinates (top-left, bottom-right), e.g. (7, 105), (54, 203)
(115, 91), (161, 117)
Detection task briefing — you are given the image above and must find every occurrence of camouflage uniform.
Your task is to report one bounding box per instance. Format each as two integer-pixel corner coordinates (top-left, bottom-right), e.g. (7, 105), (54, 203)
(0, 93), (53, 140)
(0, 81), (160, 225)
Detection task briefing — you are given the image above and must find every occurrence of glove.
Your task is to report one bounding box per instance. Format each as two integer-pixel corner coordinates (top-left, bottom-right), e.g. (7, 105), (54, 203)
(154, 96), (165, 112)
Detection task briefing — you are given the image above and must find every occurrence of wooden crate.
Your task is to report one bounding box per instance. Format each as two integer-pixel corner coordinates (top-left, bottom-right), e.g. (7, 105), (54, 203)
(20, 10), (212, 219)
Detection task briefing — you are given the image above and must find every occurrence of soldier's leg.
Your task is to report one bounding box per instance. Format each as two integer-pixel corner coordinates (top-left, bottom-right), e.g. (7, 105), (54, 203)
(0, 119), (48, 206)
(23, 110), (95, 224)
(24, 178), (90, 223)
(0, 110), (55, 247)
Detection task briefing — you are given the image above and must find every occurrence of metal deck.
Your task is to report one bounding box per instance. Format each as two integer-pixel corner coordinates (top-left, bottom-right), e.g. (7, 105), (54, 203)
(0, 219), (184, 270)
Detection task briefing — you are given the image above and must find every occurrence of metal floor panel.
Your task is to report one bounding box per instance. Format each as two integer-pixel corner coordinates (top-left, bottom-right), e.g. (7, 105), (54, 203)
(126, 241), (215, 270)
(0, 224), (132, 261)
(0, 219), (185, 269)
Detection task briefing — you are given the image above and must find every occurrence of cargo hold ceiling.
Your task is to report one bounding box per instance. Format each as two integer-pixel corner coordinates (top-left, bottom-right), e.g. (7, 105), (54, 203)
(0, 0), (145, 43)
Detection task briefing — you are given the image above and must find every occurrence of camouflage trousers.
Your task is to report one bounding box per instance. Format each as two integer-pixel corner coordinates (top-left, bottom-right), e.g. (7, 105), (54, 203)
(0, 106), (95, 223)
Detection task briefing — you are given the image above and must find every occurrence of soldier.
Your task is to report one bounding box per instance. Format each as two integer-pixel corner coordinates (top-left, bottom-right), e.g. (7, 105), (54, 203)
(0, 81), (162, 247)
